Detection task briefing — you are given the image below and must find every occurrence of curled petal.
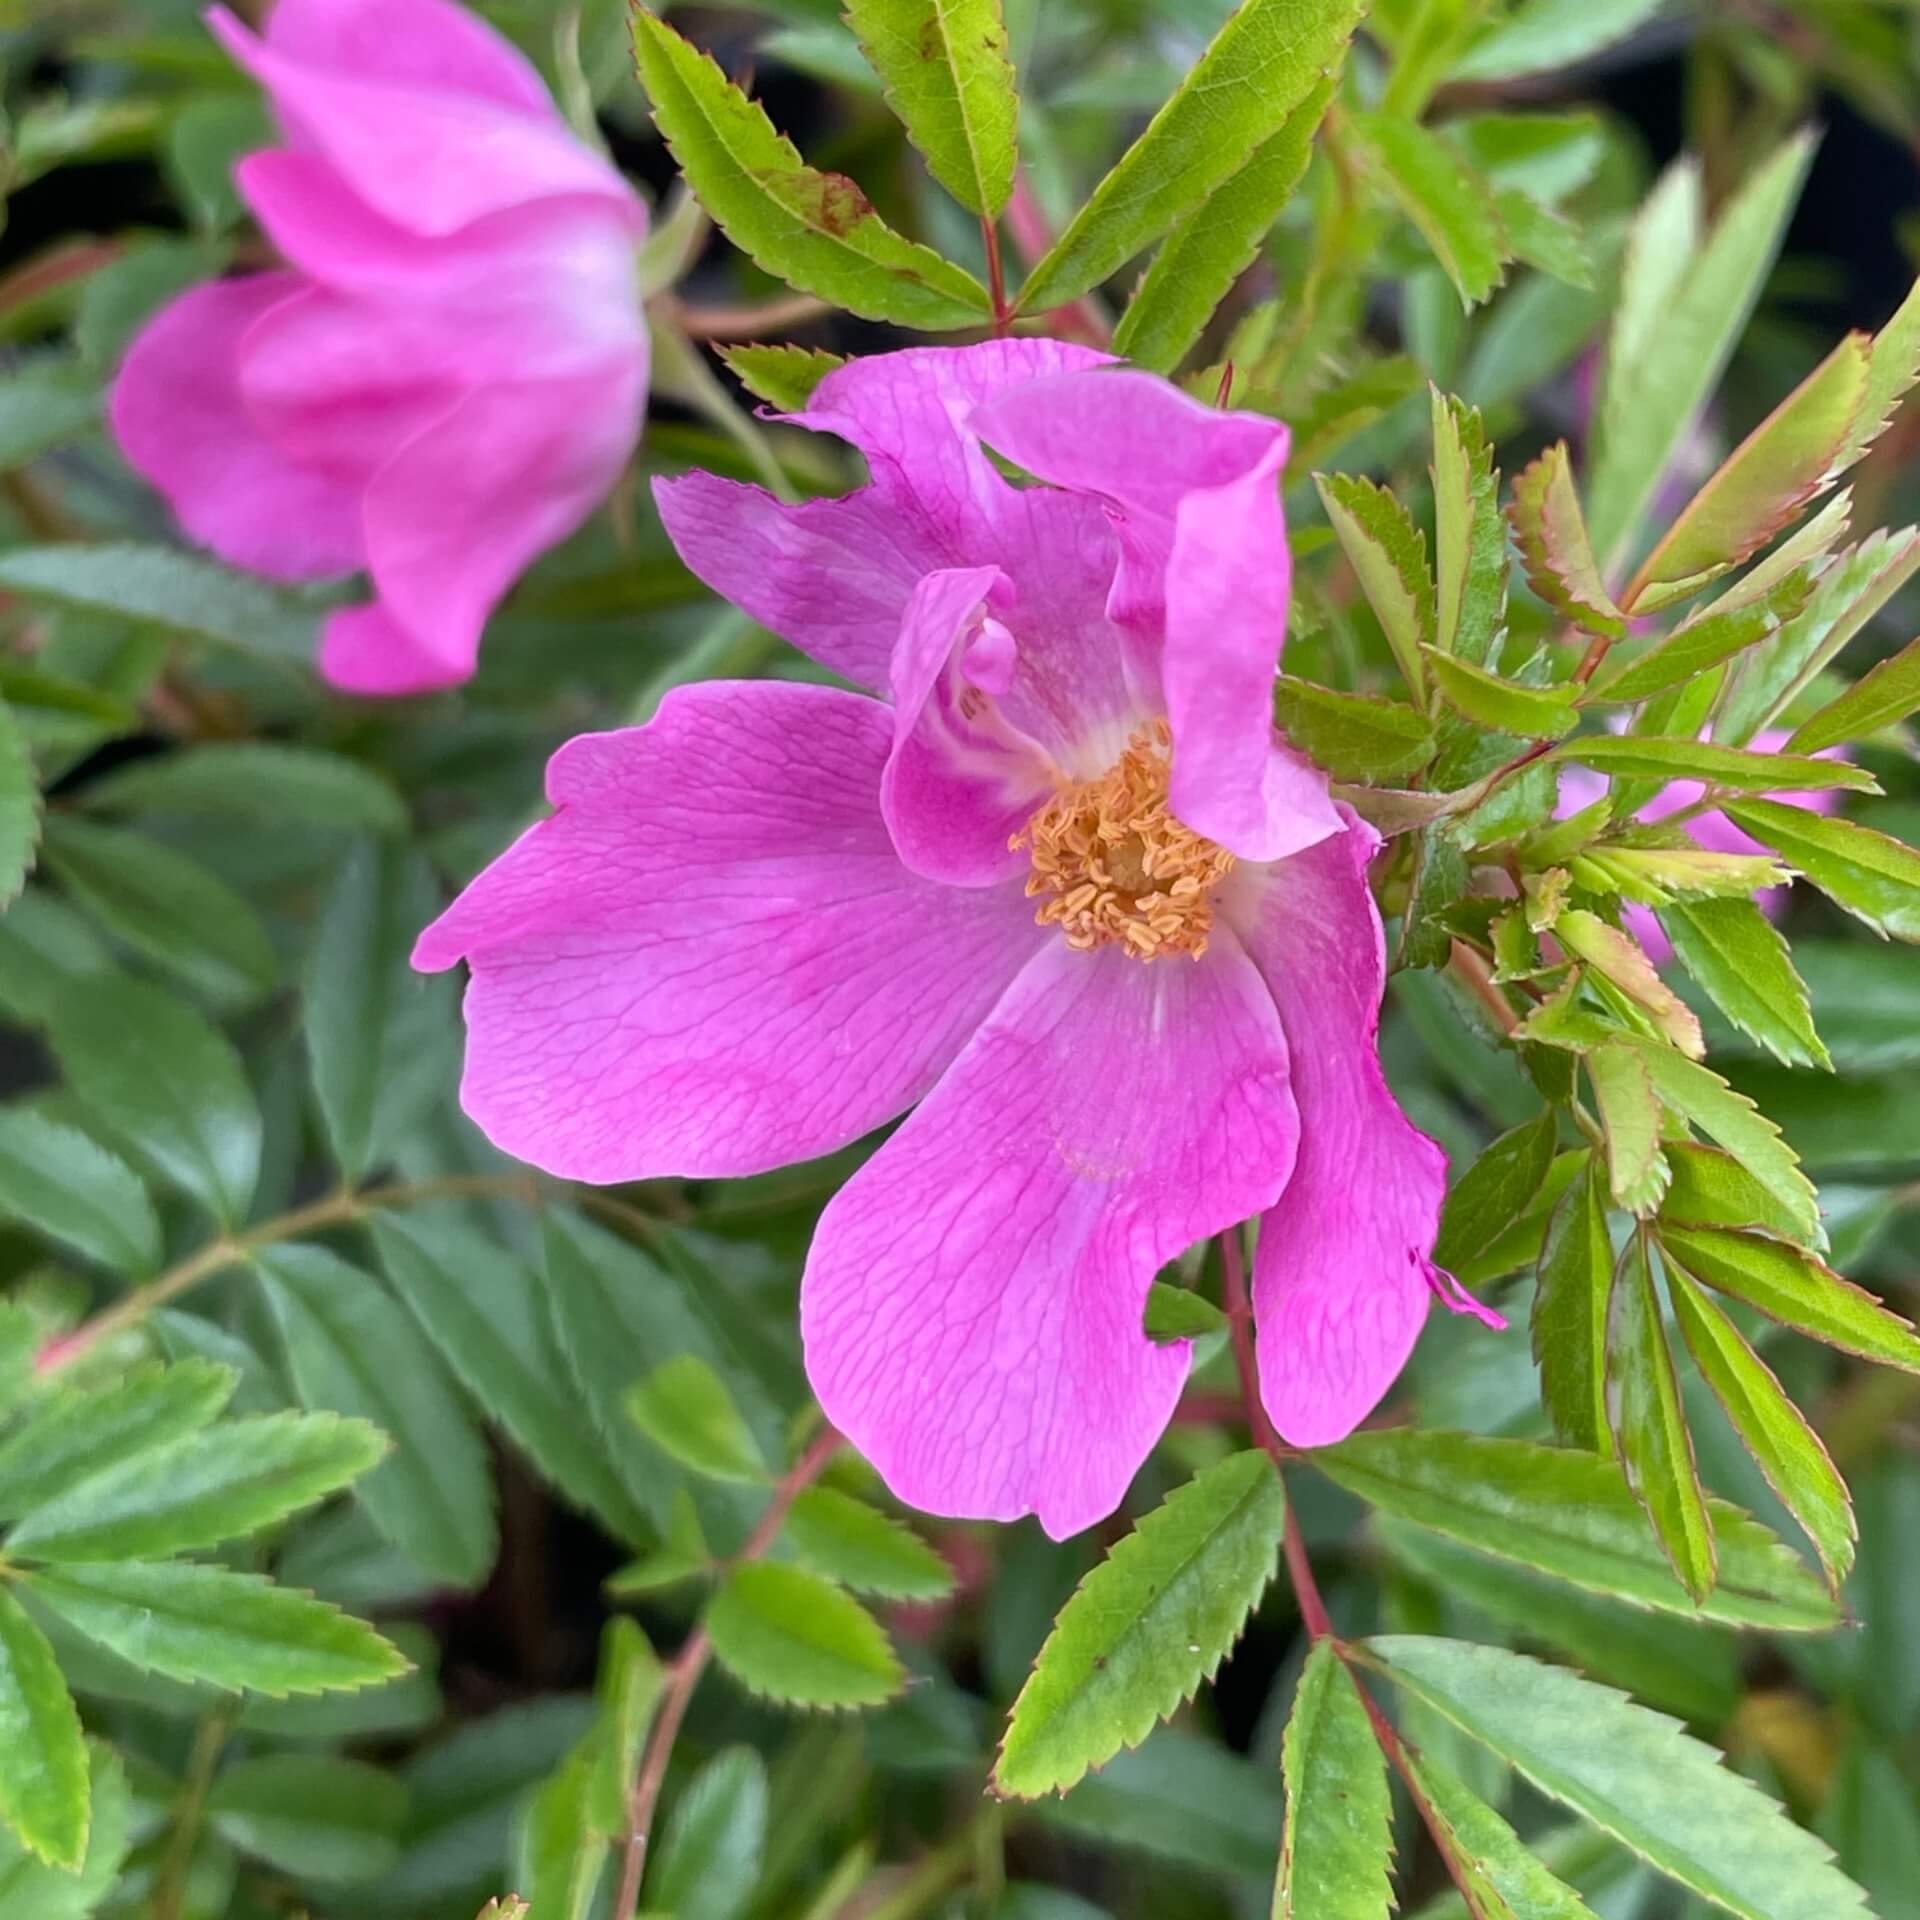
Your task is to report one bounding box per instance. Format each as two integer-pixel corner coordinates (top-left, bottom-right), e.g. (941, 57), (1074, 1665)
(803, 932), (1299, 1538)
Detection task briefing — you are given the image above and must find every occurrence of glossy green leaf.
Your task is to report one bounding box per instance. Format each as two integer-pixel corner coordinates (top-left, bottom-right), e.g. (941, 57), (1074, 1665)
(1788, 633), (1920, 752)
(645, 1747), (768, 1920)
(1457, 1149), (1587, 1289)
(706, 1562), (903, 1711)
(1509, 440), (1626, 637)
(0, 1110), (160, 1278)
(1350, 111), (1505, 308)
(1316, 1428), (1836, 1629)
(1360, 1637), (1871, 1920)
(843, 0), (1016, 216)
(1274, 677), (1437, 782)
(1661, 896), (1828, 1070)
(1430, 389), (1507, 667)
(1316, 472), (1434, 702)
(46, 974), (262, 1225)
(783, 1486), (955, 1600)
(1427, 650), (1577, 739)
(717, 342), (844, 412)
(1551, 735), (1874, 795)
(1588, 574), (1816, 705)
(238, 1621), (442, 1741)
(81, 742), (405, 834)
(1667, 1265), (1853, 1585)
(996, 1452), (1284, 1797)
(256, 1244), (497, 1588)
(0, 1586), (87, 1870)
(626, 1354), (767, 1484)
(25, 1560), (407, 1696)
(1272, 1639), (1392, 1920)
(1018, 0), (1364, 312)
(1587, 1042), (1669, 1212)
(0, 1740), (130, 1920)
(1435, 1108), (1559, 1273)
(1722, 800), (1920, 941)
(208, 1753), (407, 1883)
(632, 11), (988, 328)
(1532, 1157), (1615, 1451)
(1657, 1141), (1815, 1244)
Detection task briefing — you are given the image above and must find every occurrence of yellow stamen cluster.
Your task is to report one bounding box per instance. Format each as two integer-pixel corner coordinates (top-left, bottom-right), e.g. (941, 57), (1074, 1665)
(1012, 720), (1235, 961)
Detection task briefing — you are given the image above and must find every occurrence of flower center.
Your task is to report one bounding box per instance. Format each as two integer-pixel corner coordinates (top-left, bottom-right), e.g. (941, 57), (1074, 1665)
(1012, 720), (1235, 961)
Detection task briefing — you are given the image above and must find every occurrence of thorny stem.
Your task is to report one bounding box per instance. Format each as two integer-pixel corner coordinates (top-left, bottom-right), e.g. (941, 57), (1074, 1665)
(982, 216), (1010, 337)
(611, 1428), (842, 1920)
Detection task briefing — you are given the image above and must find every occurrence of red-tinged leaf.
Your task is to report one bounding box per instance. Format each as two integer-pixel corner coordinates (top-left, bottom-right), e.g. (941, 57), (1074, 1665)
(1510, 442), (1627, 638)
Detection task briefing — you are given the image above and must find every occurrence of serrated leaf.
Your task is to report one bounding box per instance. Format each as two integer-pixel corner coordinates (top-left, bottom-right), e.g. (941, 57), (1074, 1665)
(1833, 270), (1920, 472)
(1317, 472), (1434, 702)
(995, 1452), (1284, 1796)
(0, 1586), (87, 1870)
(1495, 187), (1594, 289)
(1557, 917), (1701, 1060)
(1457, 1148), (1586, 1289)
(717, 342), (844, 412)
(1626, 1042), (1818, 1241)
(1427, 650), (1577, 739)
(645, 1747), (768, 1920)
(1631, 334), (1869, 601)
(238, 1620), (441, 1740)
(844, 0), (1016, 217)
(1588, 132), (1817, 570)
(586, 1615), (663, 1835)
(1431, 389), (1507, 667)
(1787, 633), (1920, 752)
(1722, 800), (1920, 941)
(1359, 1638), (1871, 1920)
(1273, 1639), (1392, 1920)
(605, 1488), (712, 1599)
(208, 1753), (407, 1883)
(1658, 1142), (1815, 1244)
(1588, 571), (1817, 705)
(1290, 355), (1426, 469)
(1350, 111), (1505, 309)
(783, 1487), (955, 1600)
(370, 1213), (651, 1545)
(0, 1739), (130, 1920)
(1587, 1043), (1669, 1212)
(1450, 0), (1664, 82)
(1435, 1109), (1559, 1273)
(627, 1354), (766, 1485)
(1533, 1157), (1614, 1451)
(1315, 1428), (1836, 1629)
(81, 742), (406, 834)
(1666, 1265), (1853, 1586)
(1018, 0), (1364, 312)
(256, 1245), (497, 1588)
(45, 975), (261, 1226)
(25, 1560), (407, 1695)
(0, 1109), (160, 1278)
(706, 1562), (902, 1710)
(0, 1360), (234, 1522)
(1550, 735), (1875, 795)
(0, 544), (317, 662)
(1656, 1223), (1920, 1372)
(1399, 823), (1469, 971)
(1274, 677), (1437, 782)
(631, 10), (988, 329)
(1508, 442), (1626, 637)
(1607, 1235), (1714, 1599)
(1660, 896), (1828, 1070)
(1113, 75), (1332, 375)
(6, 1411), (384, 1564)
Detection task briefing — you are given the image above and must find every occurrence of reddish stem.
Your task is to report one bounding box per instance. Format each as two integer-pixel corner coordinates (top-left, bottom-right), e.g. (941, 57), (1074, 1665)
(982, 216), (1010, 337)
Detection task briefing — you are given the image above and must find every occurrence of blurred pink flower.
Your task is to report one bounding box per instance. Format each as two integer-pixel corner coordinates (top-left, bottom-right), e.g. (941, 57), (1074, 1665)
(110, 0), (648, 695)
(417, 342), (1492, 1537)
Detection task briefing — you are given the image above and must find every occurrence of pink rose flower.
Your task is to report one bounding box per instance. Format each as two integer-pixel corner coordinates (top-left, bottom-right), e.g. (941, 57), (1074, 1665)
(110, 0), (648, 696)
(417, 342), (1492, 1538)
(1557, 730), (1842, 966)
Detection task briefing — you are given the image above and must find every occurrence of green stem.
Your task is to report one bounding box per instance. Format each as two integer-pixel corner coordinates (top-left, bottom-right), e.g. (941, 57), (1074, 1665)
(154, 1709), (233, 1920)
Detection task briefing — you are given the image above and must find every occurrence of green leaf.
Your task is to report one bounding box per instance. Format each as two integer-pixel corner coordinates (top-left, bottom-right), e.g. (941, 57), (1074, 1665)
(631, 11), (989, 329)
(0, 360), (100, 470)
(1495, 187), (1594, 290)
(1316, 472), (1434, 702)
(1112, 76), (1332, 374)
(1633, 334), (1869, 600)
(1018, 0), (1364, 312)
(626, 1355), (767, 1485)
(645, 1747), (768, 1920)
(716, 342), (844, 412)
(25, 1560), (407, 1695)
(586, 1615), (663, 1836)
(81, 742), (406, 834)
(1427, 650), (1576, 740)
(1457, 1148), (1587, 1290)
(1788, 632), (1920, 752)
(1399, 824), (1469, 970)
(207, 1754), (407, 1883)
(1625, 1041), (1818, 1240)
(1273, 1639), (1392, 1920)
(1315, 1428), (1837, 1629)
(1274, 677), (1437, 783)
(1532, 1157), (1615, 1451)
(1667, 1265), (1853, 1586)
(1358, 1637), (1872, 1920)
(0, 1110), (160, 1278)
(1143, 1280), (1229, 1342)
(782, 1487), (955, 1600)
(1587, 1043), (1669, 1213)
(1658, 1141), (1815, 1244)
(995, 1452), (1284, 1797)
(1588, 133), (1817, 570)
(0, 1360), (234, 1522)
(1833, 270), (1920, 473)
(1350, 111), (1505, 309)
(843, 0), (1016, 217)
(1550, 735), (1875, 795)
(0, 703), (38, 914)
(6, 1411), (384, 1564)
(238, 1621), (442, 1740)
(1451, 0), (1664, 81)
(0, 1740), (131, 1920)
(1721, 800), (1920, 941)
(1435, 1109), (1559, 1273)
(45, 975), (261, 1227)
(304, 841), (458, 1183)
(1661, 897), (1828, 1070)
(1404, 1746), (1602, 1919)
(1561, 916), (1702, 1059)
(1509, 442), (1626, 637)
(605, 1489), (712, 1599)
(1587, 575), (1816, 706)
(369, 1213), (651, 1544)
(41, 816), (277, 1006)
(1607, 1235), (1714, 1600)
(516, 1744), (605, 1920)
(1656, 1223), (1920, 1372)
(706, 1562), (903, 1710)
(0, 544), (317, 663)
(256, 1245), (497, 1588)
(1290, 355), (1426, 469)
(0, 1586), (87, 1870)
(1430, 390), (1507, 667)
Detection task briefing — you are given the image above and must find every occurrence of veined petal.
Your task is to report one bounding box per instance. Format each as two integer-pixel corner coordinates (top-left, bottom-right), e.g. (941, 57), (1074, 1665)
(414, 682), (1044, 1181)
(802, 931), (1300, 1538)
